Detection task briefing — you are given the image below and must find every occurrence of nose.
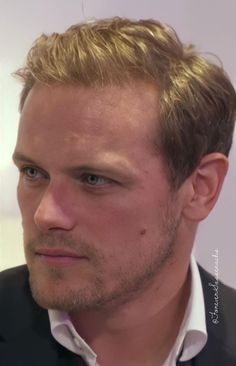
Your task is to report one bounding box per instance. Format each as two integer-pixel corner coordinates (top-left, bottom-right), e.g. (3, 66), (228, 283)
(34, 183), (76, 232)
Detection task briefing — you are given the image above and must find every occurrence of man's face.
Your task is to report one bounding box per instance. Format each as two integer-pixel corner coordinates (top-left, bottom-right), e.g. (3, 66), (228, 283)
(14, 82), (187, 312)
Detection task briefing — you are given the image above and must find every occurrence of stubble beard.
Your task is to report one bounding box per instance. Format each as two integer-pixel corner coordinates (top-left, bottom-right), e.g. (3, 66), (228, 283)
(25, 202), (181, 313)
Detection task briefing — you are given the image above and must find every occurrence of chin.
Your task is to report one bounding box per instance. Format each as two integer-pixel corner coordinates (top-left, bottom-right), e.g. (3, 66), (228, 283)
(28, 269), (107, 312)
(29, 271), (71, 311)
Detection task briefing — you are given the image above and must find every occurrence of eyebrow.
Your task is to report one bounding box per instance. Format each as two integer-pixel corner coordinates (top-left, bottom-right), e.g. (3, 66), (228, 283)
(12, 151), (138, 179)
(12, 152), (41, 165)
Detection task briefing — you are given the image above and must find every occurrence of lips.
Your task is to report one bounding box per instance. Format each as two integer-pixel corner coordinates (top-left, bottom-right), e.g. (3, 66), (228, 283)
(34, 247), (88, 266)
(35, 248), (82, 258)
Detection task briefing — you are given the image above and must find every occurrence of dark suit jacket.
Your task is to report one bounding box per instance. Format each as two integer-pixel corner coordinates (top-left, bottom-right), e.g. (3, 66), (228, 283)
(0, 265), (235, 365)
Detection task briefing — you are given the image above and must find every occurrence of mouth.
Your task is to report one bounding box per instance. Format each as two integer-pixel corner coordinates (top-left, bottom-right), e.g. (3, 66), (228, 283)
(35, 248), (88, 266)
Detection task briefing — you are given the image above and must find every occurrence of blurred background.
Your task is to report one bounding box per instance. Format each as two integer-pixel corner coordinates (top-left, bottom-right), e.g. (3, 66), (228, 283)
(0, 0), (235, 287)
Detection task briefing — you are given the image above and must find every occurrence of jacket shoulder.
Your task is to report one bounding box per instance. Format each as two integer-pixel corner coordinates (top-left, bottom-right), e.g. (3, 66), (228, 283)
(0, 264), (29, 284)
(198, 265), (236, 363)
(199, 264), (236, 319)
(0, 265), (45, 340)
(0, 265), (30, 305)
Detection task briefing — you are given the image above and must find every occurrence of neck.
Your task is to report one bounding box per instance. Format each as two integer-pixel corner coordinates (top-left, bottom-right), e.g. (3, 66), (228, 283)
(70, 263), (191, 366)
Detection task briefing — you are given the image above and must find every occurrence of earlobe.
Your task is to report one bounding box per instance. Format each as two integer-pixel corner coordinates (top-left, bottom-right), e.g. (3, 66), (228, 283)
(182, 153), (228, 222)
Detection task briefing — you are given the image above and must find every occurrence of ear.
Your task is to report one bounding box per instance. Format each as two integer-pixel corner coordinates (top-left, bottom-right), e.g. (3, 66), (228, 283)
(182, 153), (228, 222)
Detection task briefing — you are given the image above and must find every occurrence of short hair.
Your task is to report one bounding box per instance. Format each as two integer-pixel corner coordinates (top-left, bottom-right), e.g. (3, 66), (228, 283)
(14, 17), (236, 188)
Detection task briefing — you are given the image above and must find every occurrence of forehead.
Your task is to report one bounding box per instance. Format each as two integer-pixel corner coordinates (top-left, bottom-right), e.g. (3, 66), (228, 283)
(17, 82), (160, 160)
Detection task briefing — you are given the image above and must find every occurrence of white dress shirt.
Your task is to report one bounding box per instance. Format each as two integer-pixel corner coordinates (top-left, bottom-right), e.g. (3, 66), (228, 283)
(48, 256), (207, 366)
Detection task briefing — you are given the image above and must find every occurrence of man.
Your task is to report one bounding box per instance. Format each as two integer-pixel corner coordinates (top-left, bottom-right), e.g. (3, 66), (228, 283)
(0, 17), (236, 366)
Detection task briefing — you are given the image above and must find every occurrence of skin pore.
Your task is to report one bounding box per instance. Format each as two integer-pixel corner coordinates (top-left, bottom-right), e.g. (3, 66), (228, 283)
(13, 81), (226, 366)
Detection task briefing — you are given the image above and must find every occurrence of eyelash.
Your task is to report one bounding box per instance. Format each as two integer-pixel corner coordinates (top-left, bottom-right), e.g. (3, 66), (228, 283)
(81, 174), (112, 187)
(20, 166), (114, 188)
(20, 166), (46, 180)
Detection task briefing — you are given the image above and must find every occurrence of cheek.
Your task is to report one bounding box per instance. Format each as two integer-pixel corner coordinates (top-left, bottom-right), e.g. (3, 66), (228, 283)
(17, 184), (26, 217)
(17, 184), (38, 227)
(17, 184), (28, 214)
(80, 188), (176, 261)
(79, 197), (156, 250)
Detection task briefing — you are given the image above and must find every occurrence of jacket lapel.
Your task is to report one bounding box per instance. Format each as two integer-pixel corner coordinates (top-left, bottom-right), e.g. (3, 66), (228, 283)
(191, 266), (236, 366)
(176, 360), (194, 365)
(0, 325), (88, 366)
(175, 266), (236, 366)
(0, 294), (87, 366)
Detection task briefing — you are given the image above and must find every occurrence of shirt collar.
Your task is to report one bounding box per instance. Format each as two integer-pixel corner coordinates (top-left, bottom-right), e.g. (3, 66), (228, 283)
(173, 255), (207, 363)
(48, 310), (97, 366)
(48, 255), (207, 366)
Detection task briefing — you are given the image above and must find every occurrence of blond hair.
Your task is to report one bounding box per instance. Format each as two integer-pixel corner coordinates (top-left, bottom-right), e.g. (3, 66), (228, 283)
(15, 17), (236, 187)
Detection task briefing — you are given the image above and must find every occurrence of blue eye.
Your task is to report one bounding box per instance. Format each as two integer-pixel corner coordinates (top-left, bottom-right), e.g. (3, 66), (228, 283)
(21, 166), (43, 180)
(84, 174), (110, 186)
